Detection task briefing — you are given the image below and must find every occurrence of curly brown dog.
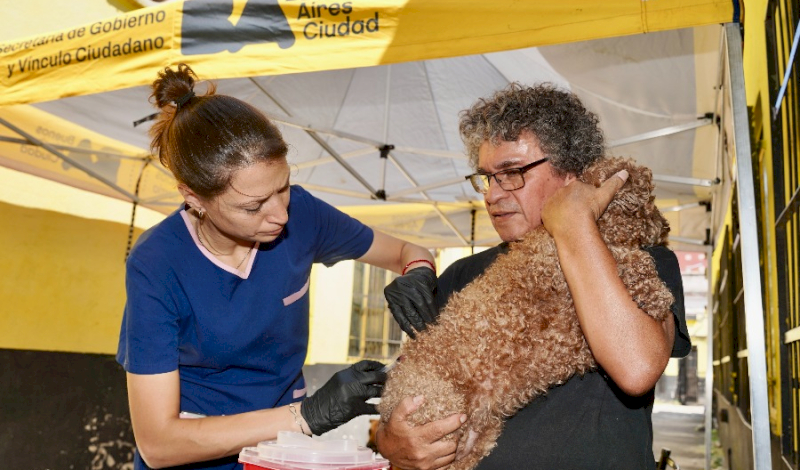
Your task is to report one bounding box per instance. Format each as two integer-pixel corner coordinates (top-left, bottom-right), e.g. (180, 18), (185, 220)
(378, 157), (675, 470)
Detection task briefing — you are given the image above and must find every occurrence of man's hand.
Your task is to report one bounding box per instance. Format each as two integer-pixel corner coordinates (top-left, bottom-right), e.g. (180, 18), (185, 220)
(384, 268), (438, 339)
(542, 169), (628, 238)
(377, 396), (466, 470)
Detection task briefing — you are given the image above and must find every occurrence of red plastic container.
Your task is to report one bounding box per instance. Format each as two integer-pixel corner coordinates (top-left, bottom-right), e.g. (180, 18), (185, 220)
(239, 432), (390, 470)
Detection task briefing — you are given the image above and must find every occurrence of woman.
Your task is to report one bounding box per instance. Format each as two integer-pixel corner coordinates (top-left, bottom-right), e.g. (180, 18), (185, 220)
(116, 64), (437, 470)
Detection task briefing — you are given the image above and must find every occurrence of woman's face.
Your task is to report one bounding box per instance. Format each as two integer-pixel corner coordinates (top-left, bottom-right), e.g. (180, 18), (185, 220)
(203, 159), (291, 244)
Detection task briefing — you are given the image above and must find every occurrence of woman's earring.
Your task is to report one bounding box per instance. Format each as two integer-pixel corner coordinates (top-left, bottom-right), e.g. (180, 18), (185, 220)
(197, 209), (204, 219)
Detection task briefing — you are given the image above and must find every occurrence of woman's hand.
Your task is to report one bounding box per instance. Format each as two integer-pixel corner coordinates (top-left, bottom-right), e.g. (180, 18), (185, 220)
(300, 360), (387, 435)
(384, 267), (438, 338)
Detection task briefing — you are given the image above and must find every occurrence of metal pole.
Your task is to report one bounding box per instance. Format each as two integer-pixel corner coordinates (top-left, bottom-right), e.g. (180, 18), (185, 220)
(249, 78), (380, 198)
(387, 154), (469, 245)
(725, 22), (772, 470)
(607, 118), (713, 148)
(0, 117), (139, 202)
(704, 244), (715, 470)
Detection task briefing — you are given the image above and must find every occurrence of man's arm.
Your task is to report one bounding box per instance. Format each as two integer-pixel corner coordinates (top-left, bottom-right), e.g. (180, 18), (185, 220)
(542, 171), (673, 396)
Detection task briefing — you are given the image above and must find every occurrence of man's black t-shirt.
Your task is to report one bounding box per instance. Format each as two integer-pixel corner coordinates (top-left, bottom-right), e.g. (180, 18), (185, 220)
(435, 244), (690, 470)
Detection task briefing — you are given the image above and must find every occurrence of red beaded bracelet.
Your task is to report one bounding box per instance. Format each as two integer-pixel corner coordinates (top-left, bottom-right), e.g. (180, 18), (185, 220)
(401, 259), (436, 275)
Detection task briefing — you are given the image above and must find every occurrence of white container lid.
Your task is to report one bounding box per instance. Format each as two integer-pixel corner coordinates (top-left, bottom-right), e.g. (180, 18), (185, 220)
(239, 432), (390, 470)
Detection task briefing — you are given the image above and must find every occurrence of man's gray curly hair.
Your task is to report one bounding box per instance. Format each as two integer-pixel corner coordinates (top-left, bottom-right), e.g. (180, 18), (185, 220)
(458, 83), (606, 175)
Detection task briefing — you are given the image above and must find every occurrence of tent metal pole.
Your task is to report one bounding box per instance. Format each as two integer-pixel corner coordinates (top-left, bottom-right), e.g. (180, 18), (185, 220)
(705, 243), (715, 470)
(652, 175), (719, 187)
(380, 66), (392, 199)
(389, 196), (471, 207)
(380, 155), (388, 196)
(0, 117), (139, 202)
(297, 184), (470, 208)
(249, 79), (380, 197)
(140, 192), (186, 204)
(378, 145), (391, 200)
(298, 183), (374, 200)
(373, 207), (473, 227)
(713, 26), (727, 188)
(263, 112), (384, 147)
(725, 22), (772, 470)
(659, 202), (705, 212)
(374, 226), (466, 243)
(387, 177), (467, 199)
(391, 147), (466, 160)
(293, 148), (375, 170)
(304, 130), (380, 197)
(0, 136), (149, 161)
(262, 113), (467, 160)
(607, 118), (713, 148)
(387, 153), (468, 244)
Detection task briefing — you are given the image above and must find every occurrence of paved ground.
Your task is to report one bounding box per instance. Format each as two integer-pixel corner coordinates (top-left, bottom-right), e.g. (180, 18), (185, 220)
(652, 403), (713, 470)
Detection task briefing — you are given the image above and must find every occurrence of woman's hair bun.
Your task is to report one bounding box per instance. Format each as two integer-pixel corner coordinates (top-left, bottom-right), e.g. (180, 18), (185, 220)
(151, 63), (197, 109)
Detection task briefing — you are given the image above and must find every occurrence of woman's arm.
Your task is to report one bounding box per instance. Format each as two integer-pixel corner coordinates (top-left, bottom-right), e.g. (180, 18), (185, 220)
(127, 371), (302, 469)
(128, 360), (384, 468)
(356, 230), (435, 274)
(542, 172), (673, 396)
(359, 230), (438, 337)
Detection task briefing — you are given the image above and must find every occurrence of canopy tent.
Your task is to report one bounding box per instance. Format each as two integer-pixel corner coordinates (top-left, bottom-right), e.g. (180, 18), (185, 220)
(1, 4), (780, 468)
(0, 0), (736, 249)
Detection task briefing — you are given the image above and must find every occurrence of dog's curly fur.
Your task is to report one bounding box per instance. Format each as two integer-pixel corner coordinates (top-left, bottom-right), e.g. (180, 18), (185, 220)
(378, 157), (675, 470)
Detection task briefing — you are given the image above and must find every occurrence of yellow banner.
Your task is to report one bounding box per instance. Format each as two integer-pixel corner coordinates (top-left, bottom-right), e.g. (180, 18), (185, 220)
(0, 0), (734, 107)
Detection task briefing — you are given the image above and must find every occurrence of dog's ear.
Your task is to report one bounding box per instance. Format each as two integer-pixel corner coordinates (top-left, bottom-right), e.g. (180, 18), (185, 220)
(584, 157), (670, 247)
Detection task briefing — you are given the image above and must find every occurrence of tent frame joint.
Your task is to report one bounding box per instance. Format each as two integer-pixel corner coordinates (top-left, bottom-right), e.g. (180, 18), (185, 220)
(379, 144), (395, 159)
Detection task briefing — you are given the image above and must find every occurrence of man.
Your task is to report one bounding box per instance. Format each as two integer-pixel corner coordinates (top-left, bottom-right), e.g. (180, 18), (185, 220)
(379, 83), (690, 470)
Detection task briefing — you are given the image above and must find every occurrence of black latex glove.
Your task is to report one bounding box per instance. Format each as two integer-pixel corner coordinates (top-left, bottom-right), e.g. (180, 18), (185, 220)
(301, 360), (386, 435)
(384, 267), (438, 339)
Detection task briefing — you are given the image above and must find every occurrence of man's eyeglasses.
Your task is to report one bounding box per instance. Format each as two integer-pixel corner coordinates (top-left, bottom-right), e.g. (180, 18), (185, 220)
(465, 158), (550, 194)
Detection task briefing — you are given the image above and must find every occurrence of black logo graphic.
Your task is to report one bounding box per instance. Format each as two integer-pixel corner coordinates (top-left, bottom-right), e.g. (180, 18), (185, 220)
(181, 0), (295, 55)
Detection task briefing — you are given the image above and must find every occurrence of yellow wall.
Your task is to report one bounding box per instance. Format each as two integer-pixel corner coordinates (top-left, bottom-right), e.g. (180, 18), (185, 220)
(0, 199), (141, 354)
(307, 261), (357, 364)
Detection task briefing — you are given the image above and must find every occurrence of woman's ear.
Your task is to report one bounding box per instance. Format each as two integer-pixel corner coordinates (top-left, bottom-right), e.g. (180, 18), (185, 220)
(178, 184), (204, 213)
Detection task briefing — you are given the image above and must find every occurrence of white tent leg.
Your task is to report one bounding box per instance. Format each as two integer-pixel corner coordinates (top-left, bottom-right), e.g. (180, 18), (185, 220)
(725, 22), (772, 470)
